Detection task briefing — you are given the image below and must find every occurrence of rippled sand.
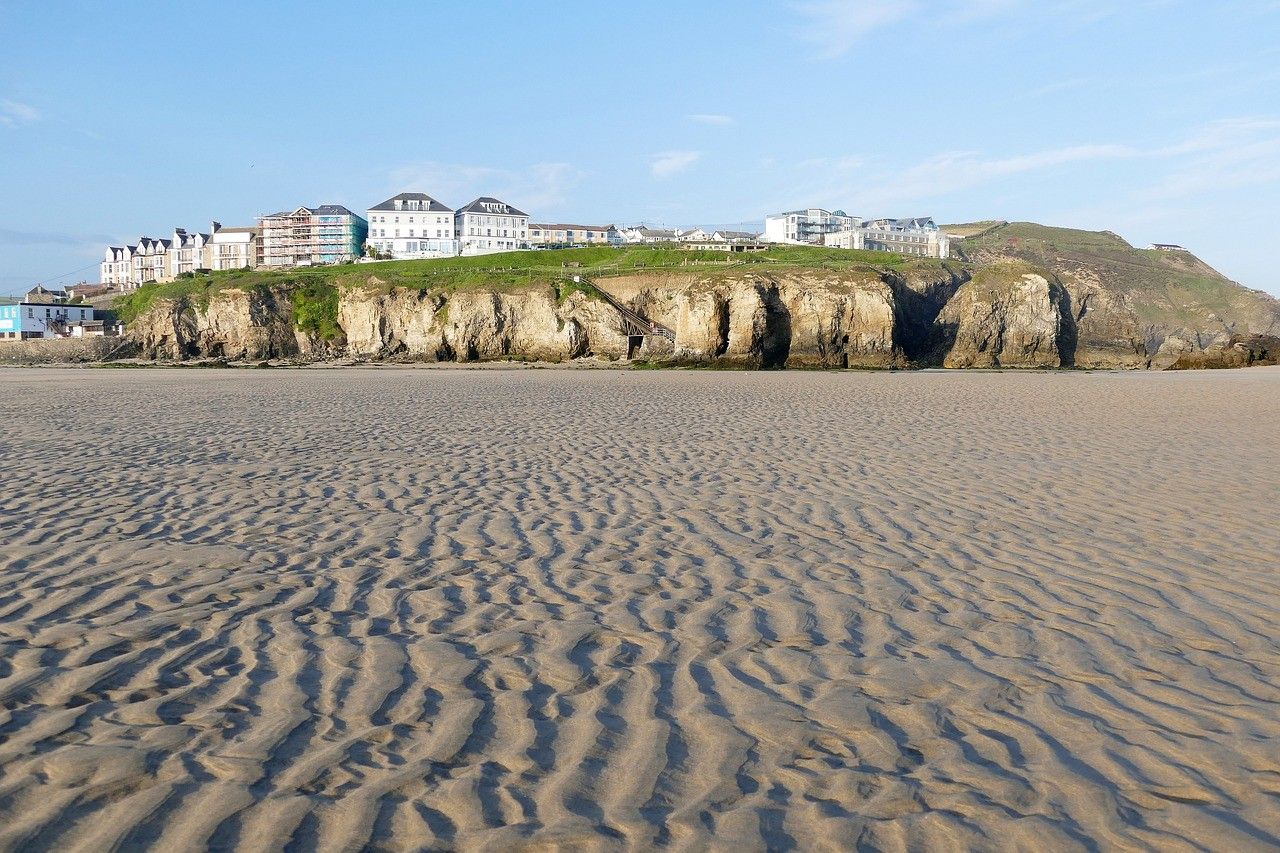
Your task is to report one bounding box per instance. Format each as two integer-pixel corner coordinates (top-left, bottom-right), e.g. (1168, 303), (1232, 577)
(1, 366), (1278, 851)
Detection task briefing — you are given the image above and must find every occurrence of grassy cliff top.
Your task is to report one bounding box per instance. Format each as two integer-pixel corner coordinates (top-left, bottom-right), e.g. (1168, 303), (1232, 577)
(953, 222), (1280, 333)
(113, 245), (945, 322)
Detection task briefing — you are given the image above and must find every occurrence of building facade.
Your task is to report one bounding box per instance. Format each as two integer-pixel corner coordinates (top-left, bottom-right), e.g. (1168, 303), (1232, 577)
(210, 223), (260, 270)
(683, 239), (768, 253)
(454, 197), (529, 255)
(528, 223), (622, 247)
(365, 193), (458, 259)
(0, 302), (96, 340)
(168, 228), (213, 278)
(258, 205), (368, 268)
(101, 246), (136, 287)
(132, 236), (173, 286)
(763, 208), (859, 245)
(102, 226), (218, 289)
(621, 227), (678, 243)
(857, 217), (949, 258)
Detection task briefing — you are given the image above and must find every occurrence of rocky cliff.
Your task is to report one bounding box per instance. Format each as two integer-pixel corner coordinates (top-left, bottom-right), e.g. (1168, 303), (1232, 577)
(929, 264), (1064, 368)
(127, 286), (313, 361)
(116, 234), (1279, 370)
(950, 222), (1280, 368)
(127, 266), (967, 369)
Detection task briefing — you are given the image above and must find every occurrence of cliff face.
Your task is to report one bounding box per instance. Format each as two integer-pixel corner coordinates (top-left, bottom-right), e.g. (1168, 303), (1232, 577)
(951, 222), (1280, 368)
(130, 288), (312, 361)
(132, 269), (935, 368)
(930, 265), (1064, 368)
(118, 242), (1272, 371)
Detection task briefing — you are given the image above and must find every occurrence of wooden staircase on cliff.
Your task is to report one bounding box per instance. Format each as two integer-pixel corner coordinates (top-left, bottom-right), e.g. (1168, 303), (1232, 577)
(567, 275), (676, 344)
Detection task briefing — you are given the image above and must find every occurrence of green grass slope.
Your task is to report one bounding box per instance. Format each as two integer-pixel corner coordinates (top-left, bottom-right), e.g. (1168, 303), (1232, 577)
(114, 245), (945, 323)
(950, 222), (1280, 335)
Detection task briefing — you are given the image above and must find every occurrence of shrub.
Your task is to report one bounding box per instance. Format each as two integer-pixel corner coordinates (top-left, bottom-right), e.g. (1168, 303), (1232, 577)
(290, 281), (343, 340)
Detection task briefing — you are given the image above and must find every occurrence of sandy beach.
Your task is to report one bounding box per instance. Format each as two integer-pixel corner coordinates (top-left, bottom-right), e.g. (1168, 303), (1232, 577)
(1, 365), (1278, 851)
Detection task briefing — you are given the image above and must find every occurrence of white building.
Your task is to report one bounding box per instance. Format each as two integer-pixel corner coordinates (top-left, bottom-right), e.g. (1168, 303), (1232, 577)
(366, 193), (459, 259)
(454, 197), (529, 255)
(858, 217), (949, 259)
(132, 236), (173, 286)
(528, 224), (622, 247)
(823, 230), (867, 251)
(763, 208), (859, 245)
(168, 228), (212, 278)
(762, 208), (950, 258)
(102, 225), (216, 289)
(0, 301), (96, 341)
(101, 246), (136, 287)
(210, 223), (260, 271)
(621, 227), (678, 243)
(676, 227), (710, 243)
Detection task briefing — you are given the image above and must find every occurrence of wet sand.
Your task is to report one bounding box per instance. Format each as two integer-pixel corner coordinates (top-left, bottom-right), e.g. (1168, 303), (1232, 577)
(1, 366), (1278, 851)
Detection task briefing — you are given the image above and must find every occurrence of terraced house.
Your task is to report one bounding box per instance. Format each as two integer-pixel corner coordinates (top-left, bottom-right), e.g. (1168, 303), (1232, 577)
(257, 205), (368, 268)
(169, 227), (213, 277)
(527, 223), (622, 247)
(365, 193), (458, 259)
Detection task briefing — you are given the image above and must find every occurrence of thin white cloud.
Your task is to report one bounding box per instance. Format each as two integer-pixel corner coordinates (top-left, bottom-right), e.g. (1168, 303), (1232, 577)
(792, 0), (915, 59)
(650, 150), (701, 178)
(688, 114), (734, 125)
(0, 99), (39, 127)
(0, 228), (114, 246)
(791, 0), (1138, 59)
(386, 161), (583, 212)
(769, 116), (1280, 217)
(850, 144), (1134, 209)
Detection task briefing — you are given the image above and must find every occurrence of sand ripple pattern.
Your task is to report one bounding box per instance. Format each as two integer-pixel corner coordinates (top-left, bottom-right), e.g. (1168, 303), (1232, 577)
(1, 367), (1279, 851)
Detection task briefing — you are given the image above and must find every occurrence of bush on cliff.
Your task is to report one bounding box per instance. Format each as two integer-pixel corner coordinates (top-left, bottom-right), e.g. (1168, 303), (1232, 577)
(290, 281), (343, 340)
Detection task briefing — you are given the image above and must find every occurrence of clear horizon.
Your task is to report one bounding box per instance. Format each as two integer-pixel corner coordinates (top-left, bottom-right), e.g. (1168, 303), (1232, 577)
(2, 0), (1279, 295)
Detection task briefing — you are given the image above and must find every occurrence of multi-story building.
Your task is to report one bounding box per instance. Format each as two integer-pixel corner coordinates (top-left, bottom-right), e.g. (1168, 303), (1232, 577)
(856, 217), (949, 258)
(763, 208), (949, 258)
(528, 223), (622, 247)
(454, 197), (529, 255)
(258, 205), (368, 268)
(210, 223), (260, 271)
(102, 226), (214, 288)
(101, 245), (136, 287)
(167, 227), (213, 278)
(132, 235), (173, 286)
(365, 193), (458, 259)
(763, 208), (859, 245)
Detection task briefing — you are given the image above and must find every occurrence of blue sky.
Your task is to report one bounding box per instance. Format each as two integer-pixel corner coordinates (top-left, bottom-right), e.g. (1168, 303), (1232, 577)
(2, 0), (1279, 295)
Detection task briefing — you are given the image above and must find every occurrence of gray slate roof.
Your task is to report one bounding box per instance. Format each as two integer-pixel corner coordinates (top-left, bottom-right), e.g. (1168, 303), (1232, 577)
(456, 197), (528, 217)
(369, 193), (452, 212)
(312, 205), (362, 218)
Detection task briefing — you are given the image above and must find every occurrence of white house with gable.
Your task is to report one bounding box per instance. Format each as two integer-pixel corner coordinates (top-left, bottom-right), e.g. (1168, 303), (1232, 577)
(366, 192), (458, 259)
(454, 197), (529, 255)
